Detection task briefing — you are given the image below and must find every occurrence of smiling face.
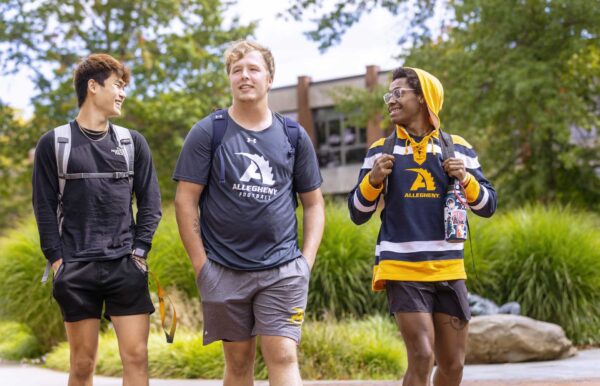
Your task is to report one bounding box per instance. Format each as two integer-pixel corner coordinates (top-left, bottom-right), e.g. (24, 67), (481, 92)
(89, 72), (127, 117)
(228, 50), (273, 104)
(386, 77), (423, 126)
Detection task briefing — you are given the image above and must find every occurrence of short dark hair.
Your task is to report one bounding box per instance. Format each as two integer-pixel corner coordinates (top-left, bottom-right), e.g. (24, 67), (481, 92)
(392, 67), (422, 96)
(73, 53), (130, 107)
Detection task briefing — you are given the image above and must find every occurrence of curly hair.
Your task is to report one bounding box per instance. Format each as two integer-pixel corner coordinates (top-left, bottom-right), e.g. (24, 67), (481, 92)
(391, 67), (422, 96)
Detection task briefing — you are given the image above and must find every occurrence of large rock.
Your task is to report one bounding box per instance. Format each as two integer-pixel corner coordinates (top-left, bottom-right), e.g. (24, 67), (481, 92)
(466, 314), (576, 364)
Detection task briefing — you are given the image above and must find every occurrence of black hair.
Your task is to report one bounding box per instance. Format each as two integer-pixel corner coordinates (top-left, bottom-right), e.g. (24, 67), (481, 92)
(391, 67), (423, 96)
(73, 53), (130, 107)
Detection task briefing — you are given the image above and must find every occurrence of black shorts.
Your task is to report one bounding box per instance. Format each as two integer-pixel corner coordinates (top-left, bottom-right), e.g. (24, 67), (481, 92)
(386, 280), (471, 321)
(52, 256), (155, 322)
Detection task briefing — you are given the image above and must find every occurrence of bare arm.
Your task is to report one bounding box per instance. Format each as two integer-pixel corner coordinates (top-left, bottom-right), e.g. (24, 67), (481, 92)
(298, 188), (325, 269)
(174, 181), (207, 277)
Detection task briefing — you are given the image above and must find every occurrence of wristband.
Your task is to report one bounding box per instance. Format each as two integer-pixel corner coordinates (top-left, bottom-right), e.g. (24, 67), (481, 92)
(132, 248), (147, 259)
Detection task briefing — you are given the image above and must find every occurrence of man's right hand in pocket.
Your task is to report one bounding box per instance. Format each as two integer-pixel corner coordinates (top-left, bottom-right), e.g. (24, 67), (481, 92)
(52, 258), (63, 274)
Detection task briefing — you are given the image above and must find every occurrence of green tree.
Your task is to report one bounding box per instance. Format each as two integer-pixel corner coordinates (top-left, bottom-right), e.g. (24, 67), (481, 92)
(0, 104), (35, 229)
(0, 0), (255, 200)
(289, 0), (600, 207)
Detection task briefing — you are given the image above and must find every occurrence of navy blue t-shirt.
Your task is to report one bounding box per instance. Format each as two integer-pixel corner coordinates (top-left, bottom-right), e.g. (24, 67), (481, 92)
(173, 112), (322, 271)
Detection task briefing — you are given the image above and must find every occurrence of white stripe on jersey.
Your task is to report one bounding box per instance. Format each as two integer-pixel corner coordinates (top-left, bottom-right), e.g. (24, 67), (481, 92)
(470, 186), (489, 210)
(375, 239), (464, 256)
(353, 191), (377, 212)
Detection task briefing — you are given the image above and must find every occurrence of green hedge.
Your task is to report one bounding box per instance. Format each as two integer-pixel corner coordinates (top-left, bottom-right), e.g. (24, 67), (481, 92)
(0, 321), (42, 360)
(3, 203), (600, 355)
(299, 199), (387, 318)
(46, 316), (406, 380)
(465, 205), (600, 344)
(0, 220), (65, 350)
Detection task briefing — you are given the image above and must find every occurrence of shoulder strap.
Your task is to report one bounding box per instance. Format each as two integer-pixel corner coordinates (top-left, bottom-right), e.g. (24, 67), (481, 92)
(382, 130), (397, 196)
(45, 123), (72, 283)
(210, 109), (228, 184)
(211, 109), (228, 153)
(113, 124), (135, 193)
(382, 130), (396, 155)
(281, 115), (300, 158)
(439, 129), (455, 161)
(54, 123), (72, 199)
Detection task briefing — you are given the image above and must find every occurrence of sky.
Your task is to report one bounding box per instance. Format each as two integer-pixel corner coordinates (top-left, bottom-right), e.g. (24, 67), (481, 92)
(0, 0), (404, 117)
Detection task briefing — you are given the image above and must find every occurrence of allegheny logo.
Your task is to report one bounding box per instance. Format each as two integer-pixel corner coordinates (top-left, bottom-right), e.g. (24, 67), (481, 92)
(235, 153), (275, 186)
(405, 168), (440, 198)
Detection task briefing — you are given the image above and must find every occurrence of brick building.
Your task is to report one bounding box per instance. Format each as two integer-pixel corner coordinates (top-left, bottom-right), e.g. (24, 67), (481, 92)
(269, 65), (391, 194)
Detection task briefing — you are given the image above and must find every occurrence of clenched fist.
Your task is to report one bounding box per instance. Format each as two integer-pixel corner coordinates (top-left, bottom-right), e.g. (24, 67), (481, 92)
(369, 154), (395, 188)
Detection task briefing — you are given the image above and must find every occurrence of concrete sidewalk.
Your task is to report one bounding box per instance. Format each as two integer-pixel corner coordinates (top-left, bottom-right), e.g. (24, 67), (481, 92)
(1, 349), (599, 386)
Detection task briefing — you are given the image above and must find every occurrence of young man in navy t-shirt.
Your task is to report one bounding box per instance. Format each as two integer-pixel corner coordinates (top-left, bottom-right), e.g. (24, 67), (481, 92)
(174, 40), (324, 386)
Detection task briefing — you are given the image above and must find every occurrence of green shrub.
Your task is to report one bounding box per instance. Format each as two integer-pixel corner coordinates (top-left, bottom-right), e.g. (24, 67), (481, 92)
(465, 205), (600, 344)
(147, 207), (196, 299)
(300, 199), (387, 318)
(46, 316), (406, 380)
(0, 218), (65, 350)
(0, 321), (42, 360)
(298, 315), (406, 380)
(46, 329), (240, 378)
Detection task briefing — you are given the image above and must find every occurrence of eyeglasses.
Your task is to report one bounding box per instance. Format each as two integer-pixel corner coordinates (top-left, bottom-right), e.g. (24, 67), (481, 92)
(383, 88), (416, 104)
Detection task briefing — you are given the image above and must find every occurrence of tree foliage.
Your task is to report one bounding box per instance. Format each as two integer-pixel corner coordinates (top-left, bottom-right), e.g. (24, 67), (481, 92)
(0, 104), (34, 229)
(0, 0), (255, 200)
(285, 0), (439, 52)
(291, 0), (600, 207)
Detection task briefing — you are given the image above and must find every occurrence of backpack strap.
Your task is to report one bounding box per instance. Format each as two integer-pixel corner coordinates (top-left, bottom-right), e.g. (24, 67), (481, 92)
(54, 123), (72, 200)
(44, 123), (72, 283)
(112, 124), (135, 193)
(439, 129), (455, 161)
(382, 131), (396, 155)
(279, 114), (300, 158)
(210, 109), (228, 184)
(382, 130), (396, 195)
(439, 128), (457, 183)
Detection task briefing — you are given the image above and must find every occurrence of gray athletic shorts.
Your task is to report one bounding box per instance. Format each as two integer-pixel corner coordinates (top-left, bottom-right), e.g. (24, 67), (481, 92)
(196, 257), (311, 345)
(386, 280), (471, 321)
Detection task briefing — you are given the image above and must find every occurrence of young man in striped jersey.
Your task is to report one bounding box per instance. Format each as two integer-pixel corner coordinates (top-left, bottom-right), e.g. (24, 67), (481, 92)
(348, 67), (496, 386)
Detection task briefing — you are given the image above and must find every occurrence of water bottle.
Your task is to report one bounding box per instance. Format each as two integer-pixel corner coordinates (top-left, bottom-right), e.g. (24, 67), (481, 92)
(444, 180), (468, 243)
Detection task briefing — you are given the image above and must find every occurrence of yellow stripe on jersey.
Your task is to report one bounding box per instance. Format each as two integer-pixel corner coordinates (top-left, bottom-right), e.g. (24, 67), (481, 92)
(359, 172), (383, 201)
(372, 259), (467, 291)
(462, 173), (481, 203)
(450, 135), (473, 149)
(369, 137), (386, 149)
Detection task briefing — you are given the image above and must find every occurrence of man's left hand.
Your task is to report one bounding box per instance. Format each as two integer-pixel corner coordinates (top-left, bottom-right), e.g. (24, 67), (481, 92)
(132, 254), (148, 272)
(443, 158), (467, 182)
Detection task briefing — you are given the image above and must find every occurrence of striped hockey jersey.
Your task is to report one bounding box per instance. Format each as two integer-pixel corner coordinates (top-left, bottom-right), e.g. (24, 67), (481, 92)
(348, 127), (497, 290)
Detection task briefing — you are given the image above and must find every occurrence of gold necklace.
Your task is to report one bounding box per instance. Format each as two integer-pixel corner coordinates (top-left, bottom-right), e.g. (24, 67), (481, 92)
(77, 121), (109, 142)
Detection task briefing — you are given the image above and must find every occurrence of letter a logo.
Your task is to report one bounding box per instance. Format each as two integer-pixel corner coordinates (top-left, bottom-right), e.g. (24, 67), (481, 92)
(407, 168), (436, 191)
(236, 153), (275, 186)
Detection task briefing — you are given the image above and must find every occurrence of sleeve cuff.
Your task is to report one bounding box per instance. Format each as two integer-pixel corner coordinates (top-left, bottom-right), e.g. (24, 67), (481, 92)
(132, 241), (151, 258)
(44, 248), (63, 265)
(461, 173), (481, 203)
(359, 172), (384, 202)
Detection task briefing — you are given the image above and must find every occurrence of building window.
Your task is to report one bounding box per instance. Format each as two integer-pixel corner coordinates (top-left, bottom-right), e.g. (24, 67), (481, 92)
(314, 108), (367, 168)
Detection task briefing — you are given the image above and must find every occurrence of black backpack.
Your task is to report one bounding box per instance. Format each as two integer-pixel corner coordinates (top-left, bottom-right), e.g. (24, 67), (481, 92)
(206, 109), (301, 203)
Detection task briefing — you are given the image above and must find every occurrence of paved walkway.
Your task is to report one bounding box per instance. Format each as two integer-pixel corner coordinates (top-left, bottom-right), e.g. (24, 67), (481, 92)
(1, 349), (599, 385)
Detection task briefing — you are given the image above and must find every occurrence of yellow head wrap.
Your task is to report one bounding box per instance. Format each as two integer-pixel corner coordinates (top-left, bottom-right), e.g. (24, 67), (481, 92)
(406, 67), (444, 130)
